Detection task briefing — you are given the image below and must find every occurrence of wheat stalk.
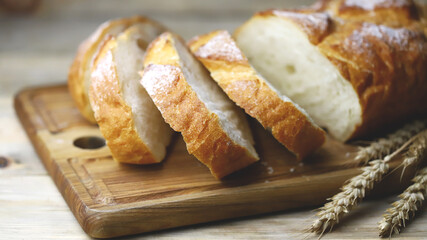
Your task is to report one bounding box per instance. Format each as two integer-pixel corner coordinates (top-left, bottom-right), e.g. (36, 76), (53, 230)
(401, 129), (427, 177)
(378, 167), (427, 238)
(310, 159), (390, 235)
(355, 120), (426, 164)
(310, 136), (416, 237)
(310, 121), (426, 238)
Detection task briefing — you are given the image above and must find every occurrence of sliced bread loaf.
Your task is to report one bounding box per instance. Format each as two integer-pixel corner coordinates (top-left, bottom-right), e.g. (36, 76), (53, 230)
(89, 25), (173, 164)
(140, 32), (259, 179)
(68, 16), (166, 123)
(189, 30), (326, 160)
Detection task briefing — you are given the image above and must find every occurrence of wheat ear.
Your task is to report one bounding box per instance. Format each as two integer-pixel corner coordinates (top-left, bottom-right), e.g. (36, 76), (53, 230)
(310, 159), (390, 235)
(310, 137), (415, 236)
(378, 167), (427, 238)
(355, 120), (426, 164)
(401, 129), (427, 177)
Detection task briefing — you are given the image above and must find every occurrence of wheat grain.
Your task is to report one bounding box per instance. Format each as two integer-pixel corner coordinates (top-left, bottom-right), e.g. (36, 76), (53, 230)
(401, 130), (427, 177)
(378, 167), (427, 238)
(355, 120), (426, 164)
(310, 121), (426, 238)
(310, 160), (390, 235)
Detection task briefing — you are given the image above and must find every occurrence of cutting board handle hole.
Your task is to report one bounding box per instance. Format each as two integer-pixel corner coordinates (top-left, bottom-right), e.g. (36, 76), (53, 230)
(73, 136), (105, 149)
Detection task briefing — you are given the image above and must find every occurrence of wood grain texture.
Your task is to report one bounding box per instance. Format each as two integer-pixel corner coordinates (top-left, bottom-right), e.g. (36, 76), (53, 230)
(14, 85), (417, 238)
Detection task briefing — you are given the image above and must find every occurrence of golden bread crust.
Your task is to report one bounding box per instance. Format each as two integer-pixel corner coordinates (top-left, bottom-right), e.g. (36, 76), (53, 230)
(89, 38), (159, 164)
(331, 0), (419, 27)
(141, 32), (259, 179)
(189, 30), (326, 159)
(319, 22), (427, 139)
(68, 16), (165, 124)
(302, 0), (419, 27)
(236, 0), (427, 140)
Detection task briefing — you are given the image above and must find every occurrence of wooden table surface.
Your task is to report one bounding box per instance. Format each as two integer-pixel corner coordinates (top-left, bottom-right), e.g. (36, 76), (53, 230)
(1, 0), (426, 239)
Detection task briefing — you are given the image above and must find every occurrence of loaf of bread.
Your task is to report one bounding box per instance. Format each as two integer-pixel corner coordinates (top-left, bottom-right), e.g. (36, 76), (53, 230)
(140, 32), (259, 179)
(68, 16), (166, 123)
(89, 23), (173, 164)
(69, 0), (427, 178)
(189, 30), (325, 160)
(234, 0), (427, 141)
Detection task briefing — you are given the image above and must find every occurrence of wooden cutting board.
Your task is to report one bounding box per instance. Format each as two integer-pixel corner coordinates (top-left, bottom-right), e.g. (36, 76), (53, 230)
(14, 85), (412, 238)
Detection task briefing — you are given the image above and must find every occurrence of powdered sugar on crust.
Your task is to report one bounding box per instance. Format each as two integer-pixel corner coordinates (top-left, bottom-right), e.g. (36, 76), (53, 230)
(342, 23), (424, 64)
(140, 64), (181, 100)
(341, 0), (412, 11)
(195, 31), (246, 62)
(271, 11), (330, 44)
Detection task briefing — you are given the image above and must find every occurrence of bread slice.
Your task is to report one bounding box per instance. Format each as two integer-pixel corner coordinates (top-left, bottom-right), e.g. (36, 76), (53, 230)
(189, 30), (326, 160)
(68, 16), (166, 123)
(140, 32), (259, 179)
(234, 6), (427, 141)
(89, 25), (173, 164)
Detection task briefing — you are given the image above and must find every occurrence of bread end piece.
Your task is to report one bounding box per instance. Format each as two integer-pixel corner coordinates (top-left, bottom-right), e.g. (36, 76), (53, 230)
(141, 32), (259, 178)
(68, 37), (98, 124)
(189, 30), (326, 160)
